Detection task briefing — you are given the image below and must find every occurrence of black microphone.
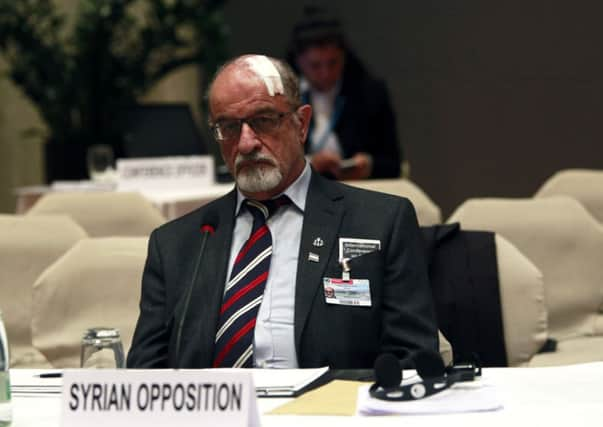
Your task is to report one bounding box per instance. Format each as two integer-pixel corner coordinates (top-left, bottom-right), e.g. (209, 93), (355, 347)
(413, 348), (446, 378)
(374, 353), (402, 388)
(174, 213), (218, 368)
(370, 350), (480, 401)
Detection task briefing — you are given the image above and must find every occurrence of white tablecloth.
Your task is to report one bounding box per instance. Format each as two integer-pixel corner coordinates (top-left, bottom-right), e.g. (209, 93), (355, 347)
(15, 182), (234, 221)
(9, 363), (603, 427)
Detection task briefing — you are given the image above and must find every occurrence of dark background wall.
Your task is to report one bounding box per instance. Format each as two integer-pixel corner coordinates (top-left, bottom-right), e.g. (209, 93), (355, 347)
(223, 0), (603, 217)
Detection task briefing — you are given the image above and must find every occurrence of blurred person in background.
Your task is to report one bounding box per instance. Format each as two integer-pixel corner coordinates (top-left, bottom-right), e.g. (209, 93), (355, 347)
(288, 6), (402, 180)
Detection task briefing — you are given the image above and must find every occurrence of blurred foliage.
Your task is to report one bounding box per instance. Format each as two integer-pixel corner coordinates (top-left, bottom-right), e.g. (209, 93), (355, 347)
(0, 0), (229, 146)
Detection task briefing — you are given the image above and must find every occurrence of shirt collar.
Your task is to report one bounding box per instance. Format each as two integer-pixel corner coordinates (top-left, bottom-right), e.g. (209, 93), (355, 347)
(235, 161), (311, 215)
(300, 77), (342, 99)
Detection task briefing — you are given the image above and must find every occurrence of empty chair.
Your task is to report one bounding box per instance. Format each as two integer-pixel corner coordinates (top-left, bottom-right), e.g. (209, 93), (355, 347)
(422, 223), (547, 366)
(31, 237), (148, 368)
(495, 234), (548, 365)
(0, 214), (87, 367)
(449, 197), (603, 366)
(438, 331), (453, 367)
(344, 178), (442, 225)
(27, 191), (166, 237)
(535, 169), (603, 224)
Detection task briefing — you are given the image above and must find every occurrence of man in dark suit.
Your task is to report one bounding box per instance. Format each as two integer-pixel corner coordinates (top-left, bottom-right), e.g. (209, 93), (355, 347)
(288, 6), (402, 179)
(127, 54), (437, 369)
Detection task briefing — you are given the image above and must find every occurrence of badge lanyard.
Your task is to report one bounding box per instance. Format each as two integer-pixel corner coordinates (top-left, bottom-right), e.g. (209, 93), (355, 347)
(341, 257), (351, 281)
(303, 91), (346, 153)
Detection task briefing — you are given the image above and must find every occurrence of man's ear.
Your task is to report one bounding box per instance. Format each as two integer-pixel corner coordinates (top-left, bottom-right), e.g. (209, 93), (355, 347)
(297, 104), (313, 144)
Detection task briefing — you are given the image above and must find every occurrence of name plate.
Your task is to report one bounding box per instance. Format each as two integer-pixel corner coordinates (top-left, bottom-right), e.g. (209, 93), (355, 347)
(62, 369), (259, 427)
(116, 156), (215, 191)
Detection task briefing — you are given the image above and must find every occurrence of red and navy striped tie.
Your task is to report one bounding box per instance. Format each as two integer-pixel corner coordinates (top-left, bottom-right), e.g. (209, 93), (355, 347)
(213, 196), (290, 368)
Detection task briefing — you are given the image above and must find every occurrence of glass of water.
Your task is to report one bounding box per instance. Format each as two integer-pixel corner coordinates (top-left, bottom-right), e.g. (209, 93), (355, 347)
(80, 327), (125, 369)
(0, 311), (12, 426)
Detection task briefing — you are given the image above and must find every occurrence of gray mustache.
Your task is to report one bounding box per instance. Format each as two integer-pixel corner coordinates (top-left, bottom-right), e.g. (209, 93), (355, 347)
(235, 153), (277, 170)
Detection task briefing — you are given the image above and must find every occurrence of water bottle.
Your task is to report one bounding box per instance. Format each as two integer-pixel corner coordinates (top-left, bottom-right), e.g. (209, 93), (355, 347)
(0, 311), (11, 426)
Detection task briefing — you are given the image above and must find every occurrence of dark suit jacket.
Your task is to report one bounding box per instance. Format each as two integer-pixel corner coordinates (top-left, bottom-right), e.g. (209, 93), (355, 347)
(127, 171), (437, 369)
(304, 53), (401, 178)
(421, 224), (507, 367)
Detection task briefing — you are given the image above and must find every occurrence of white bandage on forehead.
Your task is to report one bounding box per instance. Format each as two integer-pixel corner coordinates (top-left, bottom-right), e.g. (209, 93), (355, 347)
(244, 55), (285, 96)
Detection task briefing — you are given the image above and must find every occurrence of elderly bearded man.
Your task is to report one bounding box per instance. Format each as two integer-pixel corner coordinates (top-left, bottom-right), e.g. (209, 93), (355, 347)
(127, 54), (437, 369)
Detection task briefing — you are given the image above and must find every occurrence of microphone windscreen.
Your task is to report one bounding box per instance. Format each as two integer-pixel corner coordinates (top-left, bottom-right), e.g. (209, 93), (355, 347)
(374, 353), (402, 388)
(413, 349), (445, 378)
(201, 210), (220, 232)
(200, 224), (215, 234)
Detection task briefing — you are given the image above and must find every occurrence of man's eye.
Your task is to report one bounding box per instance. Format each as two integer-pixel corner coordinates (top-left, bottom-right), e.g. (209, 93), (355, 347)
(250, 116), (278, 129)
(220, 121), (240, 133)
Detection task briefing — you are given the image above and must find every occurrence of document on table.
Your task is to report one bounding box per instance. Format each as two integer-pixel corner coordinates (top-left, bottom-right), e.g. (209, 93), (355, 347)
(356, 380), (503, 415)
(10, 367), (331, 398)
(10, 369), (63, 395)
(252, 367), (330, 397)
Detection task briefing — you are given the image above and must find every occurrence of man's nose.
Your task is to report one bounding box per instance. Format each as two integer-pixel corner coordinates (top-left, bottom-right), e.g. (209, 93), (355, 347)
(317, 66), (330, 80)
(237, 122), (261, 154)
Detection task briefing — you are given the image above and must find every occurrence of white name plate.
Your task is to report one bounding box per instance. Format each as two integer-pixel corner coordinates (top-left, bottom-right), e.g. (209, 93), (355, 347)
(61, 369), (259, 427)
(116, 155), (215, 191)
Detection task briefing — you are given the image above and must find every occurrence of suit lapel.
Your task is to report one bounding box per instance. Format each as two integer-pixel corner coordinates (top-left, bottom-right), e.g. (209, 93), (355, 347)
(189, 190), (236, 367)
(294, 173), (344, 352)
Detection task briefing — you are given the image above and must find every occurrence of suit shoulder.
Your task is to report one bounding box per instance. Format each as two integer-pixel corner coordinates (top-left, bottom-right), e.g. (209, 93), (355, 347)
(153, 190), (235, 237)
(331, 180), (412, 208)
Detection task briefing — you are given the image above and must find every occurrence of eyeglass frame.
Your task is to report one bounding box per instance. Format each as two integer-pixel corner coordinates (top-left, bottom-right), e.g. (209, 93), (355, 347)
(209, 108), (299, 143)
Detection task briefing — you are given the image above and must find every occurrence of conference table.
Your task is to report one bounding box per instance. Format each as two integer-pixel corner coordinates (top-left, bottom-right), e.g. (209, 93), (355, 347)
(14, 181), (234, 220)
(10, 362), (602, 426)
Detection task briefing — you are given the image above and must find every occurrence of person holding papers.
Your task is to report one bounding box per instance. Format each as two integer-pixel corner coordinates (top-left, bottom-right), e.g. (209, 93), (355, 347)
(127, 54), (437, 370)
(288, 6), (402, 180)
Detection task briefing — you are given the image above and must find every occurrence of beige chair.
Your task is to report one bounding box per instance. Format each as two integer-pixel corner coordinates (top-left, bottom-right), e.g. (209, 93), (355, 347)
(426, 225), (547, 366)
(449, 196), (603, 365)
(535, 169), (603, 224)
(31, 237), (148, 368)
(0, 214), (87, 367)
(344, 179), (442, 225)
(495, 234), (548, 366)
(438, 331), (453, 366)
(27, 191), (166, 237)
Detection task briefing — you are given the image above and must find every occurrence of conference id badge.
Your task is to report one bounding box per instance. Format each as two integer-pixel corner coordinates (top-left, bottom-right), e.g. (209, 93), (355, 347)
(323, 277), (372, 307)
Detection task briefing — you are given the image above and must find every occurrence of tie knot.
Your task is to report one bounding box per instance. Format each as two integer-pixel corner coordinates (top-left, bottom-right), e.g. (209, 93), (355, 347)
(245, 195), (291, 221)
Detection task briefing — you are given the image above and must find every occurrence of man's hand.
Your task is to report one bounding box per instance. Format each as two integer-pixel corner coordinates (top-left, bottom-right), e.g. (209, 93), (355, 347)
(339, 153), (372, 180)
(310, 151), (342, 177)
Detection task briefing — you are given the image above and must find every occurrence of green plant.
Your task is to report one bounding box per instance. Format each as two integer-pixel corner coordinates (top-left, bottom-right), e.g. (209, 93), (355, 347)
(0, 0), (229, 149)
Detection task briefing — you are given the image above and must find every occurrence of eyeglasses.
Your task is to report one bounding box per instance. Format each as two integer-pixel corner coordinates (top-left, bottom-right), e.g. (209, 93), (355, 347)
(210, 111), (294, 142)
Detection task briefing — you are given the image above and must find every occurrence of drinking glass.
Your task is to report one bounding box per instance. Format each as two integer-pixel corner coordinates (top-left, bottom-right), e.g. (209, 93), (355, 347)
(86, 144), (115, 182)
(80, 327), (125, 369)
(0, 312), (12, 426)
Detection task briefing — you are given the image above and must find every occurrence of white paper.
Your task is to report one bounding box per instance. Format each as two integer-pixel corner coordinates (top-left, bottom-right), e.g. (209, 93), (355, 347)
(356, 380), (503, 416)
(10, 369), (63, 395)
(10, 367), (329, 399)
(251, 367), (329, 396)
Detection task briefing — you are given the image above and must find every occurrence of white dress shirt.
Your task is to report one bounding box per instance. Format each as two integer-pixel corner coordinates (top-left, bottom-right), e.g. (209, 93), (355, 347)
(226, 162), (311, 368)
(301, 78), (343, 155)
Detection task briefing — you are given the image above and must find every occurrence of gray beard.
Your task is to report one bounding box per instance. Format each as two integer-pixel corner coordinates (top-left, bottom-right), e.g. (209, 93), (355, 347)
(234, 154), (283, 193)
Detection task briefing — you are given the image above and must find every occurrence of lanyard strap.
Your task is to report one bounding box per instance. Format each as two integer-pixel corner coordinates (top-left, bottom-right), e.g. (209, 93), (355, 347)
(303, 91), (346, 153)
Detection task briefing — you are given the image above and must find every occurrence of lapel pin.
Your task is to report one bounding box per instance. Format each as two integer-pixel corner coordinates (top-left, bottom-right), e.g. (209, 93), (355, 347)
(308, 252), (320, 263)
(312, 237), (324, 247)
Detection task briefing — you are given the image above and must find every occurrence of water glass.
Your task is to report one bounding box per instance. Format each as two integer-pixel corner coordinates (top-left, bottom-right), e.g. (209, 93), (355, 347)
(80, 327), (125, 369)
(0, 311), (12, 426)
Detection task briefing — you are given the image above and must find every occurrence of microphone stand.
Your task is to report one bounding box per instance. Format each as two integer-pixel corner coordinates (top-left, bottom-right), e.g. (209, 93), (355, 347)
(174, 225), (214, 368)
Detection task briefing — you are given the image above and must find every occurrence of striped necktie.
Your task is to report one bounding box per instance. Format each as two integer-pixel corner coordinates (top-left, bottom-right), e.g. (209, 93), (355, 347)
(213, 196), (290, 368)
